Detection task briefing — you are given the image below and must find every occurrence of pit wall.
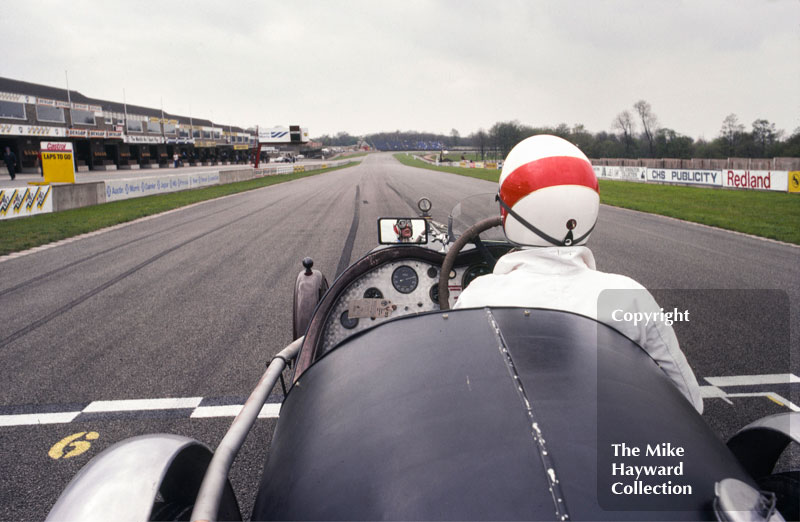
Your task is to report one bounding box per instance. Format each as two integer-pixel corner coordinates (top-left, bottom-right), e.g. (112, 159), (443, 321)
(0, 160), (351, 220)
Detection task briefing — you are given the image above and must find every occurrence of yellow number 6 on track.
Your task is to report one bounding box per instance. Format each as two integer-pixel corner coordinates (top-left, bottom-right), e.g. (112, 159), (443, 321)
(48, 431), (100, 460)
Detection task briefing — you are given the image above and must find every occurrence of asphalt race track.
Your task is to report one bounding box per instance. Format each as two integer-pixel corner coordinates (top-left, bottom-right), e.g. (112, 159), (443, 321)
(0, 153), (798, 520)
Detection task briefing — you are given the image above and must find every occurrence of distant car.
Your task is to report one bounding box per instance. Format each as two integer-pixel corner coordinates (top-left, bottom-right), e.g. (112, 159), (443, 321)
(272, 156), (287, 163)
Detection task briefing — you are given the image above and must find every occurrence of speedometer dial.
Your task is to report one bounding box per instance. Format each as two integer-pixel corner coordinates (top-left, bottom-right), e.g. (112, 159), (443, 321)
(391, 265), (418, 294)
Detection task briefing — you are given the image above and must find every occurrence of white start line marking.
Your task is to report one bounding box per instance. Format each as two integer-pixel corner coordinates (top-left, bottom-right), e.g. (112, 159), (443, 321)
(0, 373), (797, 428)
(700, 373), (800, 411)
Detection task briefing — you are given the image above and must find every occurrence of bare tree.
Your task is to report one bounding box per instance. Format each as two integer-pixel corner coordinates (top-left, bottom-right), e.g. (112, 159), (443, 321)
(450, 128), (460, 148)
(719, 114), (745, 156)
(475, 129), (488, 160)
(612, 110), (636, 156)
(752, 119), (779, 158)
(489, 121), (523, 158)
(633, 100), (658, 157)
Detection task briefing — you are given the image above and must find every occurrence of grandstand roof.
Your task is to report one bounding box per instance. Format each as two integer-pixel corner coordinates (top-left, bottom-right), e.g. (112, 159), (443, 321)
(0, 76), (217, 128)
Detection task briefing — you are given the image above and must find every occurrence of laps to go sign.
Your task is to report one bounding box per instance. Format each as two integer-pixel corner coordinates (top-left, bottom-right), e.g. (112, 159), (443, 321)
(41, 141), (75, 184)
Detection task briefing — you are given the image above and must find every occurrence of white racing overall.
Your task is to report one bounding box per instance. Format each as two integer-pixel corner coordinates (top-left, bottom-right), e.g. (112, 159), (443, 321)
(454, 247), (703, 413)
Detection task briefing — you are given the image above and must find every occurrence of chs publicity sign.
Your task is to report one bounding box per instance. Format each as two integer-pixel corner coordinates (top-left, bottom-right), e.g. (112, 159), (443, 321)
(646, 169), (722, 186)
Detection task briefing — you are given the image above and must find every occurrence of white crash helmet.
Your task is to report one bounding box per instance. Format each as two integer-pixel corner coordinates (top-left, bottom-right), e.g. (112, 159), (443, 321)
(497, 135), (599, 247)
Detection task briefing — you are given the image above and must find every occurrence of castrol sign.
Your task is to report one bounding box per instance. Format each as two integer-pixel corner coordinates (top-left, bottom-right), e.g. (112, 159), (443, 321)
(42, 141), (72, 152)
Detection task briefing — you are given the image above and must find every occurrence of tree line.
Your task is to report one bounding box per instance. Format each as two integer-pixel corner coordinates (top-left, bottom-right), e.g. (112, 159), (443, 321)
(313, 100), (799, 159)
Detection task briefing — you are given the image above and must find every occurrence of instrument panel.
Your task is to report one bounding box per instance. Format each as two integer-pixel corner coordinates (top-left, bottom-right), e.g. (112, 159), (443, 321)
(320, 259), (478, 353)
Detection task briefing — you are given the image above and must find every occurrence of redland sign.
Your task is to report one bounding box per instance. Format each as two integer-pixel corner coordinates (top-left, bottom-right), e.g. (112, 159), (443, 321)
(726, 170), (772, 189)
(722, 170), (788, 192)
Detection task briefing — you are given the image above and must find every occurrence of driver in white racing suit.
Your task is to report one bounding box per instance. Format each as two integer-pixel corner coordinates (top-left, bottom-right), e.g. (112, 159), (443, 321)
(454, 135), (703, 413)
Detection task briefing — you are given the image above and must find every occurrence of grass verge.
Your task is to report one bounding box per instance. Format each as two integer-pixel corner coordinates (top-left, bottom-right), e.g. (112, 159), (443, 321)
(393, 153), (500, 182)
(597, 180), (800, 244)
(441, 153), (503, 162)
(393, 153), (800, 245)
(0, 162), (360, 256)
(336, 151), (368, 160)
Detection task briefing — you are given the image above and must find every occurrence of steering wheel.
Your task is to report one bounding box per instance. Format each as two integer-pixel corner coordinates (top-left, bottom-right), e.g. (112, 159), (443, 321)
(438, 216), (502, 310)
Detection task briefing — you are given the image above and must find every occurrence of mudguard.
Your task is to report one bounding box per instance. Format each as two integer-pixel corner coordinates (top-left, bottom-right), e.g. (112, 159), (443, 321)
(727, 412), (799, 478)
(46, 434), (240, 522)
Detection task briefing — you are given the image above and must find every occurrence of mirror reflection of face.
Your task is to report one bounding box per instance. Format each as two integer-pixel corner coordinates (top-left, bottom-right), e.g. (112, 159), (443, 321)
(378, 218), (427, 244)
(395, 219), (413, 240)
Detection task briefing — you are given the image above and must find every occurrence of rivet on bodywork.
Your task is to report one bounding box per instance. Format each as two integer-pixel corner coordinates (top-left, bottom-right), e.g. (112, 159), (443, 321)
(442, 314), (449, 320)
(524, 310), (530, 317)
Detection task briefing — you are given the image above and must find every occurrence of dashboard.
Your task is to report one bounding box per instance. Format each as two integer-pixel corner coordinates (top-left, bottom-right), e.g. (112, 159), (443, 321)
(320, 255), (495, 354)
(293, 244), (514, 380)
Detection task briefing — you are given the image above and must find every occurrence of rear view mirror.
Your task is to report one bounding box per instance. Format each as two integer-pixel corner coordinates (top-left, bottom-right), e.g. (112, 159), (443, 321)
(378, 218), (428, 245)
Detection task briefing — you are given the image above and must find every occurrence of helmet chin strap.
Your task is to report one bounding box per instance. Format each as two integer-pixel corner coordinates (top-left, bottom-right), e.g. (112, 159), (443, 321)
(496, 193), (595, 247)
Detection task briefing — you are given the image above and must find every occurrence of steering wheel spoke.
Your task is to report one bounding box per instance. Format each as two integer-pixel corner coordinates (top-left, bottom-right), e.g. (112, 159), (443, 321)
(472, 236), (497, 268)
(438, 216), (502, 310)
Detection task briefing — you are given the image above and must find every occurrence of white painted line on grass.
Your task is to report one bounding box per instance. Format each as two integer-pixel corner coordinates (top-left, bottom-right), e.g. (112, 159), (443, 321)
(0, 412), (81, 427)
(705, 373), (799, 387)
(83, 397), (203, 413)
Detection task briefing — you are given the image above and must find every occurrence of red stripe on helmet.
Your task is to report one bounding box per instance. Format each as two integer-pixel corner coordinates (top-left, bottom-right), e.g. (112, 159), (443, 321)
(499, 156), (598, 212)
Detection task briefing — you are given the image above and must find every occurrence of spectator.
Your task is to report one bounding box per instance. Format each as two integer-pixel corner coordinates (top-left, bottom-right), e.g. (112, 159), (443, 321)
(4, 147), (17, 180)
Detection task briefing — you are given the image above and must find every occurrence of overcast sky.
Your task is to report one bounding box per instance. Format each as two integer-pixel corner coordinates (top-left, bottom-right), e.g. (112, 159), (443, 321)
(1, 0), (797, 140)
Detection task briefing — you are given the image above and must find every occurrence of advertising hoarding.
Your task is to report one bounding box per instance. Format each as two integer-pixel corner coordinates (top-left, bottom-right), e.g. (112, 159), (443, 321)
(720, 170), (788, 192)
(0, 185), (53, 220)
(646, 169), (723, 186)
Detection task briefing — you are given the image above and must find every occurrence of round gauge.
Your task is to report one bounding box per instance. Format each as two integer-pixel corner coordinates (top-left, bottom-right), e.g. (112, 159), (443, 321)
(364, 287), (383, 299)
(462, 263), (492, 289)
(392, 265), (418, 294)
(340, 310), (359, 329)
(417, 197), (432, 213)
(427, 266), (438, 279)
(449, 269), (457, 280)
(429, 283), (439, 304)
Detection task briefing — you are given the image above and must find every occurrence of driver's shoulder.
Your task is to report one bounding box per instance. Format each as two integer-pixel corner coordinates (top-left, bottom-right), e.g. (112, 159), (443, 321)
(588, 270), (647, 291)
